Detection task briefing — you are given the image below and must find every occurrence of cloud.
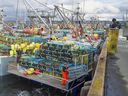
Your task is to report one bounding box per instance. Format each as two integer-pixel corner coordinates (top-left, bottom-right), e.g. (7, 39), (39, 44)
(82, 0), (120, 13)
(0, 0), (126, 20)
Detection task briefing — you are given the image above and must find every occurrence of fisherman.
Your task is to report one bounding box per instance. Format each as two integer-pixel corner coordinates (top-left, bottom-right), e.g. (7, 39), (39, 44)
(110, 18), (121, 29)
(40, 27), (47, 36)
(61, 64), (68, 86)
(16, 47), (22, 63)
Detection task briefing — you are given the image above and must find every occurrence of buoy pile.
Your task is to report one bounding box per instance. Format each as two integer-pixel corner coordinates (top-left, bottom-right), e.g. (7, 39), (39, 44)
(10, 42), (41, 56)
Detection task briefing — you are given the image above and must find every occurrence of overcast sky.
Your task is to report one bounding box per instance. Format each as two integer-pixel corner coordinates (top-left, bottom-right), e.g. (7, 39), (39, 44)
(0, 0), (128, 21)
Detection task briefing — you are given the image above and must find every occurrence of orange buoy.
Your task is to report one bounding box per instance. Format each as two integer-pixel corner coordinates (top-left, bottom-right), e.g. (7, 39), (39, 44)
(23, 28), (31, 34)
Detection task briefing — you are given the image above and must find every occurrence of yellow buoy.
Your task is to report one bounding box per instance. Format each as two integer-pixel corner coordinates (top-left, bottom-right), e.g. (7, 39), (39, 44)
(29, 68), (34, 72)
(21, 43), (26, 49)
(29, 43), (35, 48)
(63, 36), (69, 41)
(35, 43), (41, 48)
(51, 36), (57, 40)
(33, 48), (38, 53)
(23, 48), (27, 53)
(11, 45), (15, 50)
(10, 50), (14, 56)
(14, 50), (17, 55)
(34, 27), (39, 34)
(94, 34), (99, 39)
(14, 44), (19, 49)
(26, 70), (33, 75)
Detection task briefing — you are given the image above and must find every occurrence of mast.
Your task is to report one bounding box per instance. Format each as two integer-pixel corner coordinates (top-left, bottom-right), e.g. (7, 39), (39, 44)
(16, 0), (19, 27)
(24, 0), (51, 37)
(76, 3), (80, 22)
(0, 9), (4, 31)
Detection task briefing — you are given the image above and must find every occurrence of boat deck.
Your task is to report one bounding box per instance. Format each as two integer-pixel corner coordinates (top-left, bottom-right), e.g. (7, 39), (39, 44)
(8, 62), (91, 92)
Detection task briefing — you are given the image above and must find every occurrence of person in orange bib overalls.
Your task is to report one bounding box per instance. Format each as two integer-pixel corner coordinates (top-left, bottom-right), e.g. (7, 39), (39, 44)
(61, 64), (68, 86)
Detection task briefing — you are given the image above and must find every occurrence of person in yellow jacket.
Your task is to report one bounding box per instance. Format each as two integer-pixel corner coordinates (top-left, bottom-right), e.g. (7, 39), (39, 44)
(16, 47), (22, 63)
